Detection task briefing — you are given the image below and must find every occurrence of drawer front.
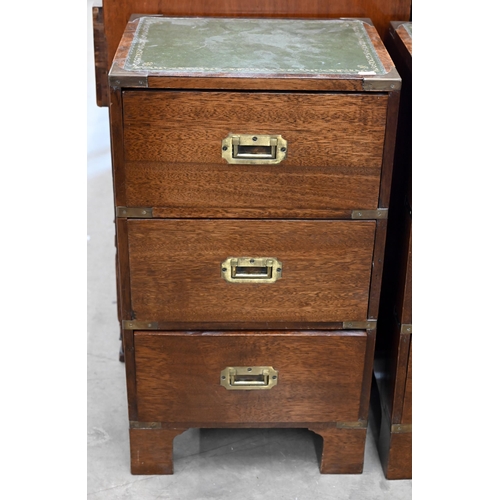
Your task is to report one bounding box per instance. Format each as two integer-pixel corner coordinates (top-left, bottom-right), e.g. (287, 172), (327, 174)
(127, 219), (375, 326)
(134, 331), (367, 423)
(122, 91), (388, 215)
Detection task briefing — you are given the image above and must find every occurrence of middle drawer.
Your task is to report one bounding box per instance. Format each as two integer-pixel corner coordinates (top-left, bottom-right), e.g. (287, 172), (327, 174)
(126, 219), (375, 327)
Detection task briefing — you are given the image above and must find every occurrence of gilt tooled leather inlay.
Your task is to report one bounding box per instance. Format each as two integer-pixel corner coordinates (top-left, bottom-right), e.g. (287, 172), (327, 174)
(124, 17), (387, 76)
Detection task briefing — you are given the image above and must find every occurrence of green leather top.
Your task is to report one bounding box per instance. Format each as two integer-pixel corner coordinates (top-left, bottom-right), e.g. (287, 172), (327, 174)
(124, 17), (387, 76)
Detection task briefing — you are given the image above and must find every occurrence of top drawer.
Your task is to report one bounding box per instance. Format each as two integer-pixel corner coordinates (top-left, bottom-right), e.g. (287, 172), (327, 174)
(121, 90), (389, 217)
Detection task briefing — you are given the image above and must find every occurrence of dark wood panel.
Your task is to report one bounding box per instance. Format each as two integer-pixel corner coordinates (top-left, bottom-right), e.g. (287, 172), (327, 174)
(109, 88), (126, 207)
(399, 223), (412, 324)
(116, 219), (138, 419)
(373, 317), (411, 423)
(92, 7), (109, 107)
(390, 332), (411, 423)
(384, 431), (412, 480)
(370, 372), (411, 479)
(379, 21), (412, 326)
(134, 331), (366, 423)
(358, 328), (376, 421)
(127, 219), (375, 324)
(401, 339), (412, 424)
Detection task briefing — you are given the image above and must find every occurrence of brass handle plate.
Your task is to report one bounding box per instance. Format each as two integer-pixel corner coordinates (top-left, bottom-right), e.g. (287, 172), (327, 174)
(220, 366), (278, 390)
(221, 134), (287, 164)
(221, 257), (282, 283)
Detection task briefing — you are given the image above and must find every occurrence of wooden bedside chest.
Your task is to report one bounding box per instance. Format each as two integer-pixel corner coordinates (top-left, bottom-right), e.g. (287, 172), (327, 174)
(107, 15), (401, 475)
(372, 20), (412, 480)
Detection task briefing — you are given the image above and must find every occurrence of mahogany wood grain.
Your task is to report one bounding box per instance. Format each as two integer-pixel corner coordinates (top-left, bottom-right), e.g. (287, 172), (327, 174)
(108, 89), (126, 207)
(122, 91), (387, 213)
(116, 219), (139, 418)
(123, 327), (138, 421)
(148, 76), (367, 92)
(378, 423), (412, 480)
(378, 91), (400, 209)
(368, 219), (388, 320)
(102, 1), (412, 83)
(127, 219), (375, 325)
(309, 426), (367, 473)
(149, 207), (358, 220)
(358, 328), (376, 421)
(385, 432), (411, 479)
(129, 427), (187, 474)
(115, 219), (132, 320)
(390, 332), (411, 424)
(123, 91), (387, 167)
(92, 7), (109, 107)
(134, 331), (366, 423)
(395, 22), (412, 60)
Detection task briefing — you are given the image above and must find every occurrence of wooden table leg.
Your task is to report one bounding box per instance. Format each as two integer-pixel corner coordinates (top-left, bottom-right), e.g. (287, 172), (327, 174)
(129, 427), (187, 475)
(309, 426), (367, 474)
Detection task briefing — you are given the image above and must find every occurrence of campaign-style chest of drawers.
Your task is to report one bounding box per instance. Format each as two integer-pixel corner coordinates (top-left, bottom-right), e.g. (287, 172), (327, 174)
(373, 20), (412, 480)
(107, 16), (401, 475)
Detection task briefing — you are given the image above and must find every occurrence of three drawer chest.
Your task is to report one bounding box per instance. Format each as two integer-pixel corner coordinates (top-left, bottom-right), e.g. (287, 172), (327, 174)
(373, 20), (412, 480)
(107, 16), (401, 474)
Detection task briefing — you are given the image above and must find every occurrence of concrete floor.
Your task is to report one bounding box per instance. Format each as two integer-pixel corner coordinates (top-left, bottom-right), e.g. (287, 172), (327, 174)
(87, 3), (412, 497)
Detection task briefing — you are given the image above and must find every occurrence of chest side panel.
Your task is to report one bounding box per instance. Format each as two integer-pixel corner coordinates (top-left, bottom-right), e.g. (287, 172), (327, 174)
(401, 338), (412, 424)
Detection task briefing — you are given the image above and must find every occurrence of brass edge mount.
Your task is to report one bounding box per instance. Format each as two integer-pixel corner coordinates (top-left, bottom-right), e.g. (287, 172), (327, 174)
(130, 421), (162, 429)
(391, 423), (412, 434)
(401, 323), (412, 335)
(343, 320), (377, 330)
(362, 68), (401, 91)
(116, 207), (153, 218)
(109, 69), (148, 89)
(336, 420), (368, 429)
(351, 208), (388, 219)
(123, 320), (159, 330)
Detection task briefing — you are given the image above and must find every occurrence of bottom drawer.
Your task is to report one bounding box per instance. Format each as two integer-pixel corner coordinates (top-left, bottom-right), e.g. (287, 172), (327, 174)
(134, 331), (367, 424)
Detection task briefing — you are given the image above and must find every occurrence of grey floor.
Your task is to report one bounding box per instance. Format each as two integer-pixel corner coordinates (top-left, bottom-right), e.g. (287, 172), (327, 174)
(87, 3), (412, 497)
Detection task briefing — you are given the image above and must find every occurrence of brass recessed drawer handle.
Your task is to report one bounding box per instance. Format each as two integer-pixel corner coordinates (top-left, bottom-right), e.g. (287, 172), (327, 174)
(220, 366), (278, 390)
(221, 134), (287, 164)
(221, 257), (282, 283)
